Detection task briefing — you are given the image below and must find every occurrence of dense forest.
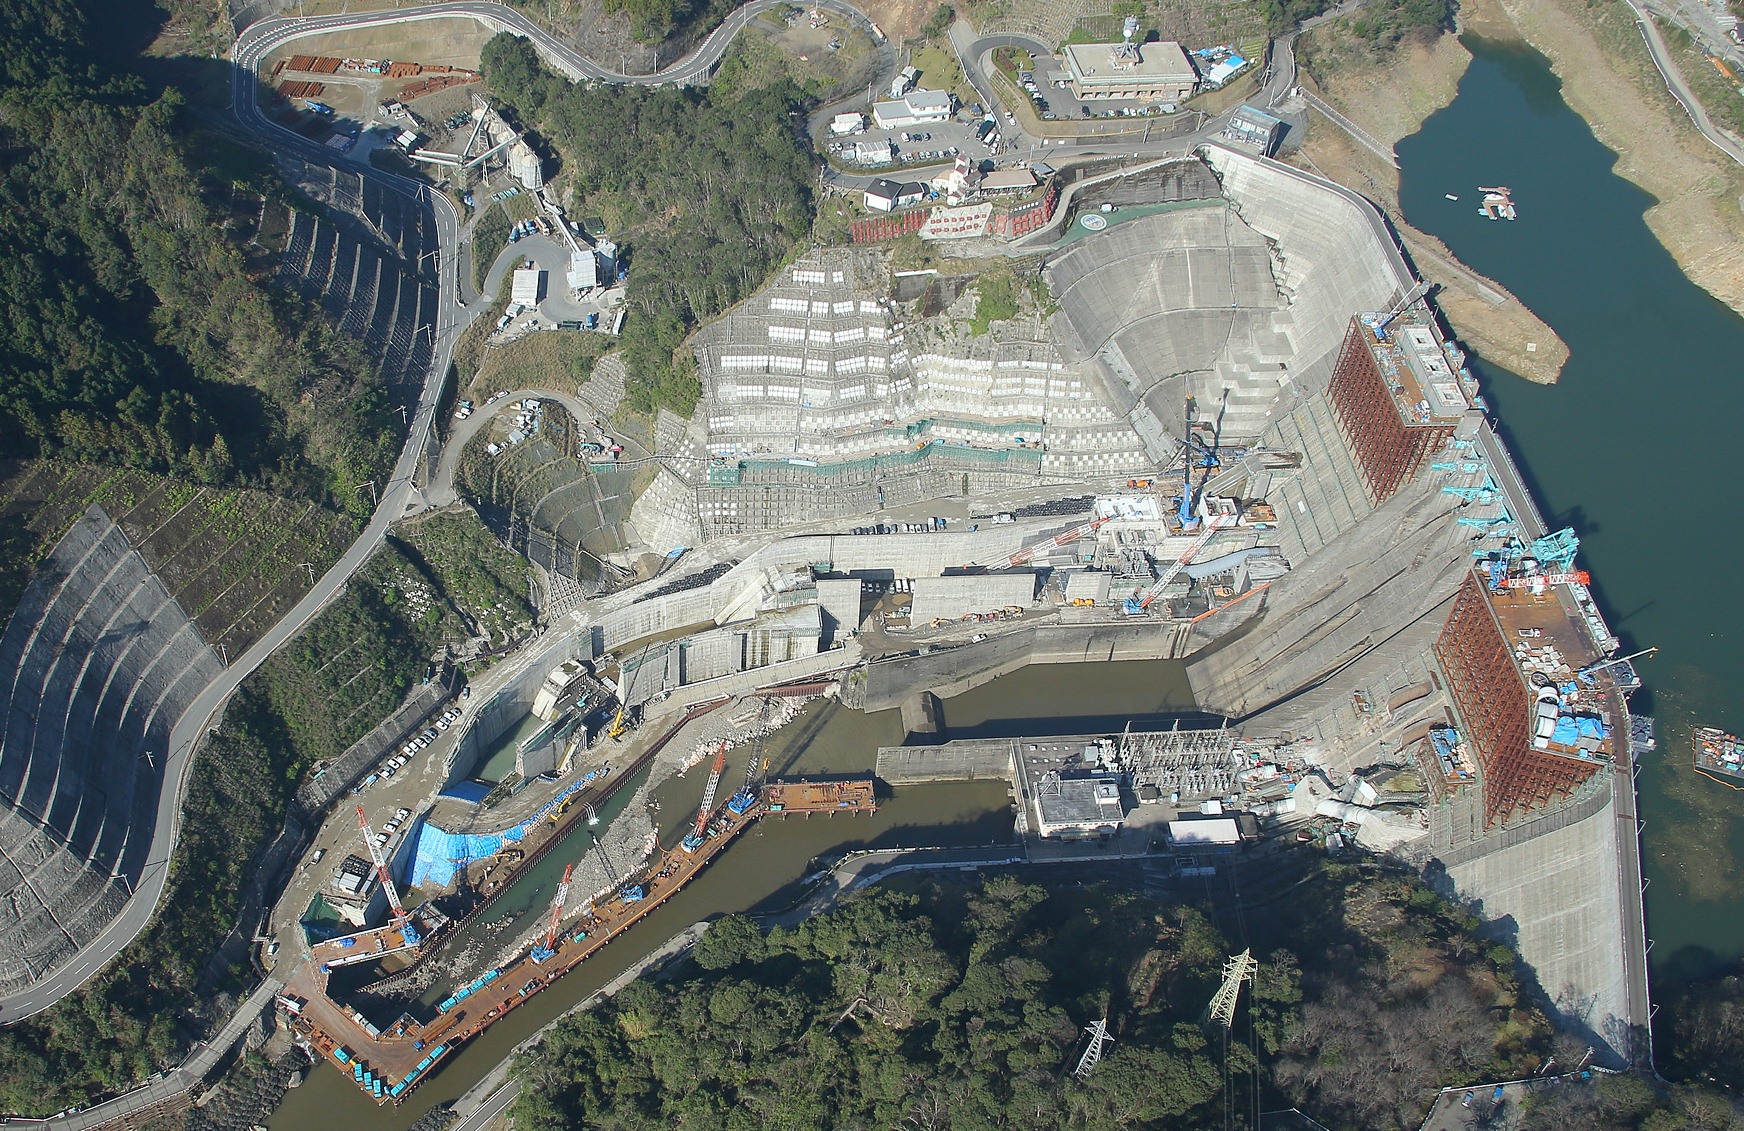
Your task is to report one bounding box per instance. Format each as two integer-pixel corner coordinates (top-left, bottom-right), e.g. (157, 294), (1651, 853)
(513, 867), (1664, 1131)
(0, 0), (396, 509)
(481, 33), (816, 417)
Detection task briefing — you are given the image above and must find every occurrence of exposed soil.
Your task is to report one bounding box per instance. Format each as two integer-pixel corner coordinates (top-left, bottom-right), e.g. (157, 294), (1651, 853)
(1483, 0), (1744, 317)
(1294, 10), (1572, 384)
(1298, 0), (1744, 389)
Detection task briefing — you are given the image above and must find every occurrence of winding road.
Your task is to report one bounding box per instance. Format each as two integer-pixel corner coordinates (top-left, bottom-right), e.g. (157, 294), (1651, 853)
(0, 0), (1391, 1095)
(0, 0), (901, 1027)
(1624, 0), (1744, 169)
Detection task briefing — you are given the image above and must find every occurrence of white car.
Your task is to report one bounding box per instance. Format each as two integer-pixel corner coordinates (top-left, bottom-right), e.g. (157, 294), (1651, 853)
(396, 807), (411, 821)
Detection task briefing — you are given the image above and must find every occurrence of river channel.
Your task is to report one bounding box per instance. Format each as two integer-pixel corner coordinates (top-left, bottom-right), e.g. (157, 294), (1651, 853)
(1395, 38), (1744, 984)
(267, 662), (1200, 1129)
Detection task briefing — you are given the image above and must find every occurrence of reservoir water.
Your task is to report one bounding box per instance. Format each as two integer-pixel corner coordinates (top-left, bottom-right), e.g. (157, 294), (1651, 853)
(1395, 38), (1744, 984)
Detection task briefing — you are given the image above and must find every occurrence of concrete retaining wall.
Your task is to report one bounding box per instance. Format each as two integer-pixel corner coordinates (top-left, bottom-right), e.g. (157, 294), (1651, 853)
(859, 620), (1195, 711)
(1201, 143), (1413, 384)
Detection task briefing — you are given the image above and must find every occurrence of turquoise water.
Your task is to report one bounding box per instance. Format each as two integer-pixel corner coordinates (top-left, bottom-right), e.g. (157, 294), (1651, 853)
(1396, 36), (1744, 982)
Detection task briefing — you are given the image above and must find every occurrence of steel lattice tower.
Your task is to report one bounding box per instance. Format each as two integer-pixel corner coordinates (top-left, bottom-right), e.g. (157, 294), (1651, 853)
(1208, 948), (1259, 1029)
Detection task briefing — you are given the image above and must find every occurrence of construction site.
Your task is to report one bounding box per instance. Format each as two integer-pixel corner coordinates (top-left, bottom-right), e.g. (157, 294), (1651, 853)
(0, 134), (1644, 1102)
(278, 714), (877, 1106)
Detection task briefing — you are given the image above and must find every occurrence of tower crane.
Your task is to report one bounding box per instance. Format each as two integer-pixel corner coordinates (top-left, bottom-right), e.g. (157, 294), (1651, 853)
(531, 862), (575, 963)
(1176, 433), (1221, 530)
(1123, 521), (1227, 615)
(355, 805), (417, 942)
(682, 742), (730, 853)
(960, 515), (1110, 572)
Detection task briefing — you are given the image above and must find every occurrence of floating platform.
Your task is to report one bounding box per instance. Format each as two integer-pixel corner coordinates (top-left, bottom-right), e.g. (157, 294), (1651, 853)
(763, 777), (876, 816)
(1694, 726), (1744, 789)
(311, 922), (421, 970)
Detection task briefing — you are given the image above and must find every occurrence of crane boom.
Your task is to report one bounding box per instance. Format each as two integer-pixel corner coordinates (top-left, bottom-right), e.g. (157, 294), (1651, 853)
(694, 742), (729, 838)
(681, 742), (730, 852)
(1123, 521), (1226, 615)
(355, 805), (408, 923)
(543, 863), (575, 950)
(964, 516), (1109, 571)
(1500, 570), (1590, 589)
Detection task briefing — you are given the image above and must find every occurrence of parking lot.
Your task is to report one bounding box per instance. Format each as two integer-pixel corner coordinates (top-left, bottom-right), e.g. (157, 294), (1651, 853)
(825, 111), (997, 173)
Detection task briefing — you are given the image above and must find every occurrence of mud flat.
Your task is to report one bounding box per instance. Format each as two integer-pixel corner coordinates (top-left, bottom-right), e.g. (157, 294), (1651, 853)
(1294, 4), (1571, 384)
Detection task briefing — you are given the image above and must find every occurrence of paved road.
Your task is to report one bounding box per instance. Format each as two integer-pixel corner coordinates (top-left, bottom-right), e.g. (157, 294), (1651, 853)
(452, 1079), (519, 1131)
(0, 13), (470, 1026)
(0, 0), (904, 1025)
(1624, 0), (1744, 168)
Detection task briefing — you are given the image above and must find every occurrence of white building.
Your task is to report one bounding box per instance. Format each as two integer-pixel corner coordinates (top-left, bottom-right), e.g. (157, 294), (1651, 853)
(890, 64), (919, 98)
(1033, 774), (1125, 838)
(931, 154), (982, 205)
(568, 251), (599, 292)
(1062, 40), (1198, 102)
(511, 267), (544, 308)
(872, 89), (955, 130)
(863, 178), (901, 212)
(830, 111), (866, 135)
(854, 138), (893, 165)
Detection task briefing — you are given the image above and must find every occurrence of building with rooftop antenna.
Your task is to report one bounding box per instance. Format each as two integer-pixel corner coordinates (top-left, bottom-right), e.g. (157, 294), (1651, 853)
(1063, 36), (1199, 102)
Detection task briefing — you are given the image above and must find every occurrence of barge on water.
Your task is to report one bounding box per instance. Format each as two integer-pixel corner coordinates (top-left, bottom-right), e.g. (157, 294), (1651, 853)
(1694, 726), (1744, 789)
(281, 785), (763, 1105)
(763, 776), (877, 816)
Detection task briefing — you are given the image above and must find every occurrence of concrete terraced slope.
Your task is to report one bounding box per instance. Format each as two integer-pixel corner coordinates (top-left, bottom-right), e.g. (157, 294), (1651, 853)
(0, 508), (222, 993)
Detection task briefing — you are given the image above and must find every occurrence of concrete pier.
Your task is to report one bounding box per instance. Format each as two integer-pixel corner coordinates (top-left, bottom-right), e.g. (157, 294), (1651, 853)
(899, 691), (945, 742)
(875, 740), (1016, 784)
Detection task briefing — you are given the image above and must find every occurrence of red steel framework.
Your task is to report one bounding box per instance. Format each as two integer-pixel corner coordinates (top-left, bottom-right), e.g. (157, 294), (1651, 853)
(1326, 318), (1456, 505)
(1433, 572), (1600, 823)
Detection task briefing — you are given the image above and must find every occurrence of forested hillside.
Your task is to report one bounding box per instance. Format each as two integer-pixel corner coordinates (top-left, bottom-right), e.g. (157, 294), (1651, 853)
(0, 0), (395, 508)
(482, 33), (815, 416)
(512, 868), (1586, 1131)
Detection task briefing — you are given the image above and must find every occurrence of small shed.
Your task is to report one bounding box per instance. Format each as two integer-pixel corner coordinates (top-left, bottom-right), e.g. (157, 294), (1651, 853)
(511, 267), (544, 307)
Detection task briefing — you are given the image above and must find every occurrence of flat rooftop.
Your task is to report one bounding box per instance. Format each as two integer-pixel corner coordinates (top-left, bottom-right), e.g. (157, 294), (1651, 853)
(1355, 312), (1472, 426)
(1479, 568), (1619, 761)
(1063, 40), (1197, 85)
(1035, 775), (1123, 828)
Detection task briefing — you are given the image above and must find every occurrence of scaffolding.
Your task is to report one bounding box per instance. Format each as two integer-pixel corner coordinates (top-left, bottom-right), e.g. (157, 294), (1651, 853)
(1326, 318), (1460, 505)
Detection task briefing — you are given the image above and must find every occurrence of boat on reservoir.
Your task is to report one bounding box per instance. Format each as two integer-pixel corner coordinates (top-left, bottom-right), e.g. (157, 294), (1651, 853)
(1693, 726), (1744, 788)
(1478, 185), (1517, 220)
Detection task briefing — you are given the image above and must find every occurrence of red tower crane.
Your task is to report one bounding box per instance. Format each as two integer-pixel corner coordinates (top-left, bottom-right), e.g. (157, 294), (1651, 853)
(962, 515), (1110, 571)
(531, 862), (576, 962)
(355, 804), (408, 924)
(682, 742), (729, 852)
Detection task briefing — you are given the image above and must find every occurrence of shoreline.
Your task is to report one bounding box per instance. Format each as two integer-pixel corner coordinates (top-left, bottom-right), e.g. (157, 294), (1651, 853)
(1485, 0), (1744, 318)
(1297, 0), (1744, 380)
(1292, 7), (1571, 384)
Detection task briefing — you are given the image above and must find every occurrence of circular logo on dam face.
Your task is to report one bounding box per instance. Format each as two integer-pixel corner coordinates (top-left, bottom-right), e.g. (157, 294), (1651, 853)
(1079, 213), (1108, 231)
